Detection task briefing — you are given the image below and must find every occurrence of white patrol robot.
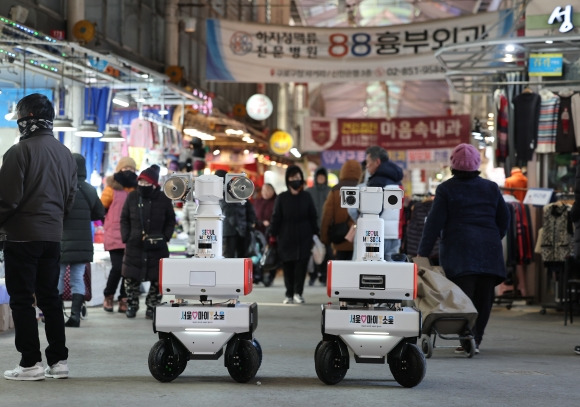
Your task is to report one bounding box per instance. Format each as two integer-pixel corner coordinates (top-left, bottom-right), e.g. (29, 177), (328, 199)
(148, 173), (261, 383)
(315, 186), (426, 387)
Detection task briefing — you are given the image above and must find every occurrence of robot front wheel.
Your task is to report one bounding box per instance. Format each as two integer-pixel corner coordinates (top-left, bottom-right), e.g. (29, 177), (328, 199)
(314, 339), (349, 385)
(389, 343), (426, 388)
(225, 337), (262, 383)
(148, 338), (189, 383)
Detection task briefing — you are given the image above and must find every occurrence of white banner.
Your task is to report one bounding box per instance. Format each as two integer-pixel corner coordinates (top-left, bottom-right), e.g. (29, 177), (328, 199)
(206, 11), (512, 83)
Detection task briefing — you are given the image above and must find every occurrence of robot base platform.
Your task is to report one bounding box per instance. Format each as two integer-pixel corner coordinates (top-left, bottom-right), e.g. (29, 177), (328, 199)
(315, 303), (426, 387)
(149, 302), (261, 383)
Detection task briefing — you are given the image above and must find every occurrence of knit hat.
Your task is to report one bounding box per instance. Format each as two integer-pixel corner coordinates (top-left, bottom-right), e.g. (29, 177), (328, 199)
(115, 156), (136, 172)
(450, 143), (481, 172)
(138, 164), (160, 186)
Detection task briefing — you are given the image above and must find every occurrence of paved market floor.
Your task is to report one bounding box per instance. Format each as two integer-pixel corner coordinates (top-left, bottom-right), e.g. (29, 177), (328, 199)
(1, 274), (579, 407)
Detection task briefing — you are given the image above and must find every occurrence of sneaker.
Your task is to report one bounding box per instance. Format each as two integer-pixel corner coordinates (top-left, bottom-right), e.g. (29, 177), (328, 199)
(4, 363), (45, 381)
(475, 346), (480, 355)
(574, 345), (580, 355)
(145, 308), (154, 320)
(293, 294), (305, 304)
(126, 307), (138, 318)
(454, 346), (465, 354)
(44, 360), (69, 379)
(282, 297), (293, 304)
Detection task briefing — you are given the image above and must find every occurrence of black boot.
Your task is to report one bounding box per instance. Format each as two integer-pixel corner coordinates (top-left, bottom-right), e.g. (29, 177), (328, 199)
(65, 293), (84, 328)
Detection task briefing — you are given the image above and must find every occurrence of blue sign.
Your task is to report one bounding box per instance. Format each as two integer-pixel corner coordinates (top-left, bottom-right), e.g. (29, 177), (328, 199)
(529, 54), (563, 77)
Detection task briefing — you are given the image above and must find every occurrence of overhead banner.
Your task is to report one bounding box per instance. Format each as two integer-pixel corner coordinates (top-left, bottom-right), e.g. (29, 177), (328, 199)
(302, 115), (471, 152)
(206, 11), (512, 83)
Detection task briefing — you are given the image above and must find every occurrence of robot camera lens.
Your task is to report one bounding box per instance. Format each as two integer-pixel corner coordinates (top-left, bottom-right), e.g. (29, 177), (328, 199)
(387, 195), (398, 206)
(345, 195), (357, 206)
(347, 191), (356, 195)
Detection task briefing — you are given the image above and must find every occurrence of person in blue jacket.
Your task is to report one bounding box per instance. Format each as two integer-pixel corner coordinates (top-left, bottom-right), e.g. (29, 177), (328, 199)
(418, 143), (510, 355)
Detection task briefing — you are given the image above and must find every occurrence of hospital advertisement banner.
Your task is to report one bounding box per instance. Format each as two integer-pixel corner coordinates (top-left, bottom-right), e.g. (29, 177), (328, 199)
(302, 115), (471, 152)
(206, 11), (512, 83)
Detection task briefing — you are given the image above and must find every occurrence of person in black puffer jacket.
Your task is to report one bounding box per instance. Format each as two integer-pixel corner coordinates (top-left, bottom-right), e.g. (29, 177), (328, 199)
(120, 165), (175, 319)
(269, 165), (319, 304)
(570, 163), (580, 356)
(58, 154), (105, 327)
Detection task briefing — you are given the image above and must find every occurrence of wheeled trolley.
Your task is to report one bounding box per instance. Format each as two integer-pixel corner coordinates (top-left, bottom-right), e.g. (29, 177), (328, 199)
(420, 315), (476, 358)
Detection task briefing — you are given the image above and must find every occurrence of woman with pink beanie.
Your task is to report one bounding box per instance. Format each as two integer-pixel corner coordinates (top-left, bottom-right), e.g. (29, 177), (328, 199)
(418, 143), (510, 355)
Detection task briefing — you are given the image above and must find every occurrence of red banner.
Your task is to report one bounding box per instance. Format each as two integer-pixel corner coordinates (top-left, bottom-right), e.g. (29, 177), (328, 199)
(302, 115), (471, 151)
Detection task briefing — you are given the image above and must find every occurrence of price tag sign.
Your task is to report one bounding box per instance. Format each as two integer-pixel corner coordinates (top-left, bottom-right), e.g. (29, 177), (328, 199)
(523, 188), (553, 206)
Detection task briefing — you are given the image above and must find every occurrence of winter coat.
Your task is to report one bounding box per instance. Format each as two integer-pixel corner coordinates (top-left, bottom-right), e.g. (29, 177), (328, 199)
(320, 160), (362, 251)
(61, 154), (105, 264)
(102, 175), (136, 251)
(504, 168), (528, 202)
(307, 167), (331, 229)
(181, 200), (198, 256)
(221, 200), (256, 237)
(0, 128), (77, 241)
(269, 190), (319, 262)
(571, 164), (580, 258)
(254, 195), (277, 234)
(418, 175), (510, 284)
(120, 188), (175, 281)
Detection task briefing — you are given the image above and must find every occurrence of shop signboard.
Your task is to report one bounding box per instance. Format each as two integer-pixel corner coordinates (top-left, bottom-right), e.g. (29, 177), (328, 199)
(526, 1), (580, 36)
(206, 11), (512, 83)
(529, 53), (563, 76)
(523, 188), (554, 206)
(302, 115), (470, 152)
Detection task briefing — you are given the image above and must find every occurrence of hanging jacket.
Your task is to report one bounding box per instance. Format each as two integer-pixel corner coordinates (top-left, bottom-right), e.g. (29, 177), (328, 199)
(541, 202), (573, 263)
(504, 168), (528, 202)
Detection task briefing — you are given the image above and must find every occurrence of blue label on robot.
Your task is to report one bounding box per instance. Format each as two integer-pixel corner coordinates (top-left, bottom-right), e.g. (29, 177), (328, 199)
(362, 230), (381, 243)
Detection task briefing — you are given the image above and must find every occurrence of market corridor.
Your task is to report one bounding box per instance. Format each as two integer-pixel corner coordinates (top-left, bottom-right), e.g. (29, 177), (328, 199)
(0, 276), (578, 407)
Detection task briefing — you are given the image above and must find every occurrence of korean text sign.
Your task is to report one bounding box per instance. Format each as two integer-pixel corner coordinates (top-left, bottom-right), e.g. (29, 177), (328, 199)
(206, 11), (512, 83)
(302, 115), (471, 151)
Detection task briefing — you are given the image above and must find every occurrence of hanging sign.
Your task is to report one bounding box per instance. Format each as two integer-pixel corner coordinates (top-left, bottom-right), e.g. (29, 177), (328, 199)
(302, 115), (470, 151)
(529, 53), (563, 76)
(269, 131), (293, 155)
(246, 94), (273, 120)
(523, 188), (554, 206)
(206, 11), (512, 83)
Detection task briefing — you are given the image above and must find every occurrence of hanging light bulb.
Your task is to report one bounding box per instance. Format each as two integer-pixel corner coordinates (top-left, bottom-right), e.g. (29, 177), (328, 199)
(53, 117), (77, 132)
(75, 119), (102, 138)
(100, 125), (125, 142)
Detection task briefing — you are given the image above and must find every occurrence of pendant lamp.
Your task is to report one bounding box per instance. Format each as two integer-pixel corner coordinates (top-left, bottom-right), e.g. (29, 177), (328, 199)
(75, 119), (102, 138)
(100, 125), (125, 142)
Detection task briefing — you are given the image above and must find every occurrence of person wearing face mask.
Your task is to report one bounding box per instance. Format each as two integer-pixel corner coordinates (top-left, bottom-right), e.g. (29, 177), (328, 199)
(120, 165), (175, 319)
(1, 93), (77, 380)
(269, 165), (319, 304)
(100, 156), (138, 314)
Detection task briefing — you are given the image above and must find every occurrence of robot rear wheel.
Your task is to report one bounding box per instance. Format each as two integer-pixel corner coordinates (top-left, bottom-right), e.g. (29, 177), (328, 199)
(225, 337), (261, 383)
(314, 339), (349, 385)
(148, 338), (189, 382)
(388, 343), (426, 388)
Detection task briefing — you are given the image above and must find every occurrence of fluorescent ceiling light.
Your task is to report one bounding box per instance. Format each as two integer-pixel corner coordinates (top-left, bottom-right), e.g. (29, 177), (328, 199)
(183, 128), (215, 140)
(112, 97), (130, 107)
